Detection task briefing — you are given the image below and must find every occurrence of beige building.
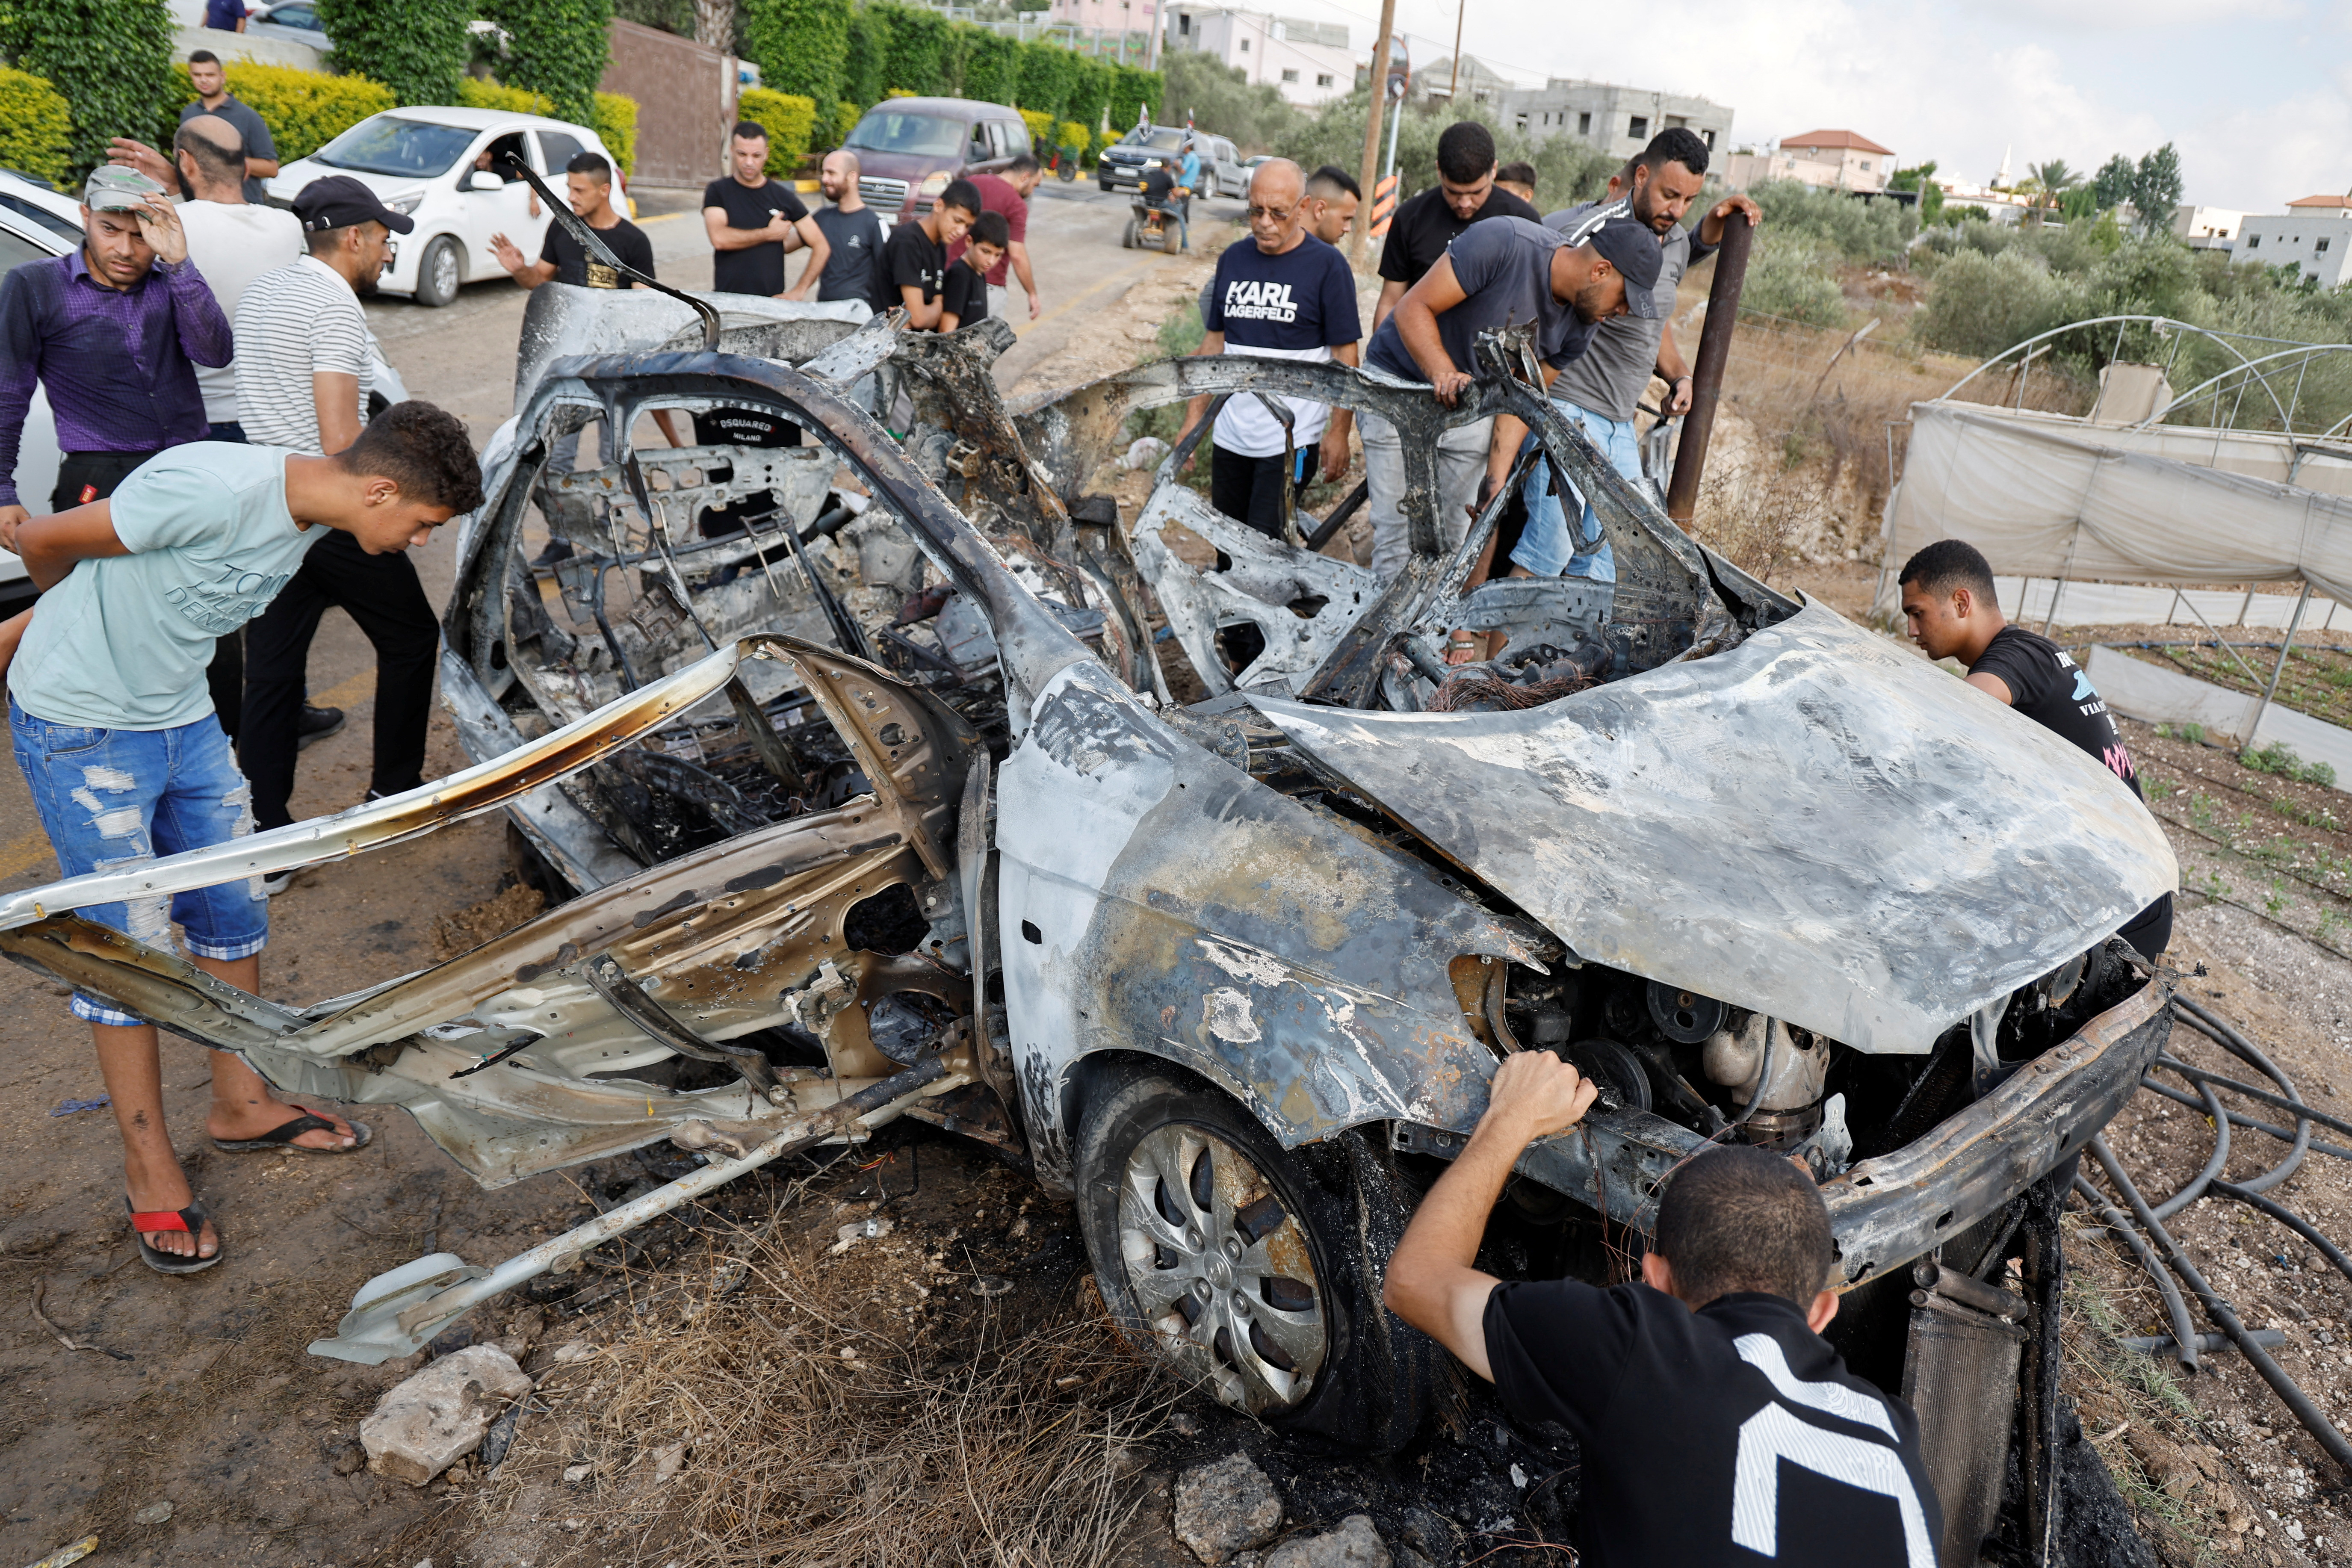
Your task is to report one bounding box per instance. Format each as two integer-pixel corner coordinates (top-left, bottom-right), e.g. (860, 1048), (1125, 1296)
(1724, 128), (1894, 193)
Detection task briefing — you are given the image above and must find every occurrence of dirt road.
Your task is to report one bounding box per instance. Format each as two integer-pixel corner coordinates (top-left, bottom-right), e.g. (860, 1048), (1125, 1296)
(0, 179), (1235, 1568)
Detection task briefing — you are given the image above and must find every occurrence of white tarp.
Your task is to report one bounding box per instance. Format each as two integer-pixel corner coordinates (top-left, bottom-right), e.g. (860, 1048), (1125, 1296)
(1876, 401), (2352, 616)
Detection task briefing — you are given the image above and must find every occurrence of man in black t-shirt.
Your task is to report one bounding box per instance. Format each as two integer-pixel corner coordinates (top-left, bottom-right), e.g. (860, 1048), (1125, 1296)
(869, 178), (980, 329)
(489, 153), (654, 291)
(1387, 1051), (1942, 1567)
(1372, 120), (1540, 334)
(939, 210), (1006, 331)
(703, 121), (830, 298)
(811, 150), (887, 305)
(1899, 538), (2174, 960)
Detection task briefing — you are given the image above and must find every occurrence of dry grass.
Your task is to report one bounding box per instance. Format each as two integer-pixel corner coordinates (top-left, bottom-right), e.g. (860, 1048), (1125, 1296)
(476, 1226), (1175, 1568)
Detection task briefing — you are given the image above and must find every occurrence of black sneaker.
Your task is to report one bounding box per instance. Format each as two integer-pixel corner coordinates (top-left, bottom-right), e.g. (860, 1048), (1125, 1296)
(531, 537), (576, 576)
(297, 705), (345, 749)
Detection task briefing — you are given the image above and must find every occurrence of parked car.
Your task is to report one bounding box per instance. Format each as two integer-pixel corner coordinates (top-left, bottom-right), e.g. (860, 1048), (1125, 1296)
(0, 295), (2175, 1473)
(839, 96), (1031, 217)
(266, 106), (623, 307)
(1097, 127), (1247, 197)
(242, 0), (328, 49)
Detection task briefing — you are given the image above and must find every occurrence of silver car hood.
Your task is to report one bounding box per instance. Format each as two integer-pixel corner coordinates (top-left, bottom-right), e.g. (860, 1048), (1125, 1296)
(1250, 600), (2177, 1054)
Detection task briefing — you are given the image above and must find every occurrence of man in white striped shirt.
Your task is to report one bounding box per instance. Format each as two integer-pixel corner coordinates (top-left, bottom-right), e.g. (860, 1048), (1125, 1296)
(234, 177), (448, 883)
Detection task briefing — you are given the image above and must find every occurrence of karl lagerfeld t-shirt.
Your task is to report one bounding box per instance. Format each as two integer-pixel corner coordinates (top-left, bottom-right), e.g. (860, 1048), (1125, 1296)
(1485, 1282), (1941, 1566)
(1202, 233), (1361, 458)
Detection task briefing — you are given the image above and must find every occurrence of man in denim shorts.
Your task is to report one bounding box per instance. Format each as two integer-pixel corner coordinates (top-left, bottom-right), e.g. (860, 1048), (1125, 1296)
(0, 402), (481, 1272)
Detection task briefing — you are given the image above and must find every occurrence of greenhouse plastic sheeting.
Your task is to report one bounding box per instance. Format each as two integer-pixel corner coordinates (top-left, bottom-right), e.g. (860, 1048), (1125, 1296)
(1875, 401), (2352, 616)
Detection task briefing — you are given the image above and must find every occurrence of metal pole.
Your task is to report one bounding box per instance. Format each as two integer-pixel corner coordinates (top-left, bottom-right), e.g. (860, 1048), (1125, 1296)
(1447, 0), (1464, 104)
(1383, 85), (1402, 177)
(2243, 580), (2313, 752)
(1145, 0), (1160, 69)
(1664, 210), (1753, 524)
(1350, 0), (1397, 266)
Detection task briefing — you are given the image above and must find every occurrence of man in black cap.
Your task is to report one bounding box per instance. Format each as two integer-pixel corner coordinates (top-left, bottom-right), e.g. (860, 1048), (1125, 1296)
(1359, 208), (1661, 597)
(234, 177), (449, 884)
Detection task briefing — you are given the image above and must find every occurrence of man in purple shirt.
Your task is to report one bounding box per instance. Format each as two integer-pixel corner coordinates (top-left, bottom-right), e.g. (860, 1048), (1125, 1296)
(0, 166), (230, 529)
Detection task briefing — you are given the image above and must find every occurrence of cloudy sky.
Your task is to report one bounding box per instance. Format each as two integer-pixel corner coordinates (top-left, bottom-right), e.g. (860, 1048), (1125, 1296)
(1281, 0), (2351, 214)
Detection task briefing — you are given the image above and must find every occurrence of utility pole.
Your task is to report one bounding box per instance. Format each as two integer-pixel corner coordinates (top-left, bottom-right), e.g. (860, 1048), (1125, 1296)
(1350, 0), (1396, 266)
(1145, 0), (1161, 69)
(1446, 0), (1463, 105)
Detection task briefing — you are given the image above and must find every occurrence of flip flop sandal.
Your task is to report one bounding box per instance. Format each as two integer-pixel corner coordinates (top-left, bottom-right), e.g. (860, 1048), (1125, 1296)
(211, 1107), (372, 1155)
(127, 1197), (223, 1275)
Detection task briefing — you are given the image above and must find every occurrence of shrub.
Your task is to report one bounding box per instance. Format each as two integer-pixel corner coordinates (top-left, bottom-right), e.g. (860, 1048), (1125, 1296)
(316, 0), (470, 106)
(1740, 233), (1847, 328)
(877, 1), (949, 96)
(1107, 65), (1158, 134)
(0, 64), (74, 186)
(1055, 118), (1089, 159)
(1066, 54), (1112, 133)
(8, 0), (174, 179)
(1155, 49), (1293, 152)
(1016, 36), (1076, 121)
(737, 86), (816, 174)
(455, 78), (639, 174)
(481, 0), (612, 126)
(834, 100), (861, 148)
(1742, 179), (1914, 266)
(1914, 247), (2087, 360)
(1017, 107), (1052, 151)
(173, 59), (394, 164)
(742, 0), (847, 128)
(958, 29), (1022, 108)
(841, 5), (886, 108)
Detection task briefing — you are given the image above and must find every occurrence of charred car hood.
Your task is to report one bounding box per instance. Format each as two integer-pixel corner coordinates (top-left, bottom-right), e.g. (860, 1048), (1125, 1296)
(1250, 599), (2177, 1054)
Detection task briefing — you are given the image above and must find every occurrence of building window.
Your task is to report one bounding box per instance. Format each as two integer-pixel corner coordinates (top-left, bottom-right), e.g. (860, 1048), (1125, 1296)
(1177, 12), (1188, 31)
(1281, 67), (1297, 82)
(1578, 111), (1591, 134)
(1515, 112), (1528, 130)
(1316, 72), (1333, 87)
(1859, 159), (1870, 171)
(2320, 237), (2333, 253)
(2247, 233), (2260, 249)
(1238, 35), (1247, 49)
(1666, 115), (1686, 129)
(1702, 128), (1715, 148)
(1628, 115), (1648, 139)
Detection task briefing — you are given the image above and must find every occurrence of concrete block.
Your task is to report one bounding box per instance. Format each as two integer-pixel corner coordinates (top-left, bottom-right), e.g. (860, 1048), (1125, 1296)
(360, 1344), (534, 1487)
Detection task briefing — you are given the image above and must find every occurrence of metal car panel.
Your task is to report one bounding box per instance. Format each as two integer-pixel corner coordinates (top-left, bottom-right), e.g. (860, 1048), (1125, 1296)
(1249, 600), (2178, 1054)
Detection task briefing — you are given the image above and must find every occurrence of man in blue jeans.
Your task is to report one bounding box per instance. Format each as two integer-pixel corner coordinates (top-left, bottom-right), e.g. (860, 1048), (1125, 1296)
(1500, 129), (1760, 584)
(0, 402), (480, 1273)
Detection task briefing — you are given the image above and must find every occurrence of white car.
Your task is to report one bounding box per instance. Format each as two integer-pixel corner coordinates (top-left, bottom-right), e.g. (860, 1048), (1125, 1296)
(268, 106), (624, 307)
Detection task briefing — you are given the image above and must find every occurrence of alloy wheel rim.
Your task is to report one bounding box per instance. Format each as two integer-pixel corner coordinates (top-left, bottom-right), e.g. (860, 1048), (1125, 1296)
(431, 245), (458, 296)
(1116, 1123), (1325, 1415)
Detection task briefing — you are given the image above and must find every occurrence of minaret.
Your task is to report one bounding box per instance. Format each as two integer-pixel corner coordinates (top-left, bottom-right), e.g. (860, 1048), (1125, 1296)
(1994, 145), (2012, 188)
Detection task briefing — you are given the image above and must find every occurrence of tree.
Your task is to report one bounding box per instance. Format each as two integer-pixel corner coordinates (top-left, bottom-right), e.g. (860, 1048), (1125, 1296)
(743, 0), (848, 128)
(692, 0), (735, 52)
(9, 0), (176, 175)
(482, 0), (613, 125)
(1890, 161), (1943, 225)
(318, 0), (469, 105)
(2091, 153), (2136, 212)
(2130, 143), (2182, 234)
(842, 5), (887, 109)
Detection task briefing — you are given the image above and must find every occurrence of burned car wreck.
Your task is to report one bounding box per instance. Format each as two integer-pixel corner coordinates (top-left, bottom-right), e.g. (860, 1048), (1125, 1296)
(0, 288), (2176, 1510)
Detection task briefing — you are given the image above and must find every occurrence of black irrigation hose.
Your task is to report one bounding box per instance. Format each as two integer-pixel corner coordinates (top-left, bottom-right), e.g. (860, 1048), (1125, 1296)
(2074, 1172), (2201, 1374)
(2161, 1057), (2352, 1143)
(2136, 1077), (2352, 1163)
(2079, 995), (2352, 1473)
(2087, 1135), (2352, 1471)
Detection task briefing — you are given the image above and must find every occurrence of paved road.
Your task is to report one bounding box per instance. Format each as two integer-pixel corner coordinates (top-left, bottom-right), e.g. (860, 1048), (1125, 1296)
(0, 179), (1233, 892)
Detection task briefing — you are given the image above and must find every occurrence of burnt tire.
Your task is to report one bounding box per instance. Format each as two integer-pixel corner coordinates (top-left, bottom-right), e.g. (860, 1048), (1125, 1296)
(1074, 1071), (1445, 1451)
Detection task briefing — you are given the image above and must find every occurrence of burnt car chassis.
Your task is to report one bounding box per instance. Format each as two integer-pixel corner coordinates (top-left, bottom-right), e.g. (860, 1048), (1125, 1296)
(0, 306), (2176, 1539)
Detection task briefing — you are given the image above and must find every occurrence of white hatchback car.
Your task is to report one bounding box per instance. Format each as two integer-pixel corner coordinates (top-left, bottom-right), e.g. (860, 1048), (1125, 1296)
(267, 106), (624, 307)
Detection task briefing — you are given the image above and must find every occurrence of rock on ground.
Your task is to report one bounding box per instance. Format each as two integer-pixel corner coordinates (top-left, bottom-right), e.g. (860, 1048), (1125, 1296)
(1173, 1452), (1284, 1565)
(360, 1345), (534, 1487)
(1263, 1515), (1391, 1568)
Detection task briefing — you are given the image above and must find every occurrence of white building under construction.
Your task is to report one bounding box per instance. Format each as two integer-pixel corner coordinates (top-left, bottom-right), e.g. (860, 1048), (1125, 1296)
(1493, 79), (1734, 165)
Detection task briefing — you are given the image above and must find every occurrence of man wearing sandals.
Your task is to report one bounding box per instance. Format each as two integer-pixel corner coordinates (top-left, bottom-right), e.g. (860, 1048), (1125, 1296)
(0, 402), (482, 1272)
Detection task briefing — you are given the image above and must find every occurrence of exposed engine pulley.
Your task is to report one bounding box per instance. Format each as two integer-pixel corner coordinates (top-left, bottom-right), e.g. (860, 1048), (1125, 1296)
(1647, 980), (1728, 1045)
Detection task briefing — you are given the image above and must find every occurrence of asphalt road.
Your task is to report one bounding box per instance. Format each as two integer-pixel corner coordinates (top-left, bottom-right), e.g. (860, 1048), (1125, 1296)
(0, 177), (1233, 896)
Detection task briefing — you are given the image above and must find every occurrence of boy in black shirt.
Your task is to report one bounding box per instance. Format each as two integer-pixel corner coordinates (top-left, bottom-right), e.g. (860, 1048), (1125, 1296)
(939, 210), (1006, 331)
(489, 152), (654, 291)
(1899, 538), (2172, 959)
(1387, 1051), (1942, 1567)
(869, 178), (980, 329)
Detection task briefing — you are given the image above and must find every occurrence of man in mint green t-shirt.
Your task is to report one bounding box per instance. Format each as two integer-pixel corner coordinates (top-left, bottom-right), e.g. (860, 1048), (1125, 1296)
(0, 401), (481, 1273)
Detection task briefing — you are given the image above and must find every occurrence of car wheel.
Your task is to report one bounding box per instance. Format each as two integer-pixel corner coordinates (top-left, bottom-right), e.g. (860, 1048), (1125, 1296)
(1099, 178), (1115, 192)
(1076, 1070), (1447, 1450)
(414, 236), (462, 307)
(1121, 218), (1136, 249)
(1161, 221), (1182, 255)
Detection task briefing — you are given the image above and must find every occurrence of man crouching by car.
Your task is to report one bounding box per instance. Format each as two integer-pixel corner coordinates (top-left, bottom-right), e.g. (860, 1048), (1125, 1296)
(1385, 1051), (1942, 1566)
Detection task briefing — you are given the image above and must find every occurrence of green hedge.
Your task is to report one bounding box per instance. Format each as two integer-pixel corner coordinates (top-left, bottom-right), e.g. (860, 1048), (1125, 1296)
(316, 0), (470, 106)
(742, 0), (847, 129)
(7, 0), (174, 179)
(0, 64), (74, 185)
(737, 86), (817, 175)
(455, 78), (640, 175)
(841, 6), (886, 109)
(481, 0), (611, 126)
(173, 59), (393, 164)
(879, 2), (948, 98)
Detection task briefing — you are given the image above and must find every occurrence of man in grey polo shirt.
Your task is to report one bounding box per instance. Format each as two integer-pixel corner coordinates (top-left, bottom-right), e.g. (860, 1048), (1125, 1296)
(1506, 129), (1761, 582)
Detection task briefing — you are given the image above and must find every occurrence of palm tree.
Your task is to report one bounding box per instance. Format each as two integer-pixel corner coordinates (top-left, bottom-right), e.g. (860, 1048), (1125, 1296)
(2027, 159), (2083, 224)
